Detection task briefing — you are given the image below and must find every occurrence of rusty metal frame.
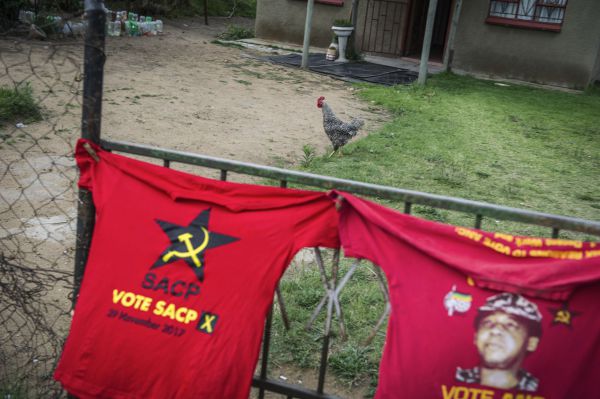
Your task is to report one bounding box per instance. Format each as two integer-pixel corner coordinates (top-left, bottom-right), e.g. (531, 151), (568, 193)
(100, 139), (600, 237)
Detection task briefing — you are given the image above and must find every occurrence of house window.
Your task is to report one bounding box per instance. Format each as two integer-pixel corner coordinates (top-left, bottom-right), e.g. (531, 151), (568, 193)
(486, 0), (568, 32)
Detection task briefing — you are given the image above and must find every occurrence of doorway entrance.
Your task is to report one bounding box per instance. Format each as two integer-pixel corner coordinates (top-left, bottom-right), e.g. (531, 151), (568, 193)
(405, 0), (452, 61)
(360, 0), (453, 62)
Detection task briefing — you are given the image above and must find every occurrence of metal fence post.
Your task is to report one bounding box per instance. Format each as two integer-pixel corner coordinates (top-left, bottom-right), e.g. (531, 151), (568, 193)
(73, 0), (106, 305)
(301, 0), (315, 69)
(417, 0), (439, 85)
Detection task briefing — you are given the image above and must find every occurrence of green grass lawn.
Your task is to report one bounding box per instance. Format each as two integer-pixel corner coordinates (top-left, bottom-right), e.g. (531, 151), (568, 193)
(305, 73), (600, 238)
(270, 74), (600, 396)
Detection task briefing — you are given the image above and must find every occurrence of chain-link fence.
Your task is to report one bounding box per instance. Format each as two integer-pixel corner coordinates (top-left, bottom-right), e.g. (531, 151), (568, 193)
(1, 3), (85, 396)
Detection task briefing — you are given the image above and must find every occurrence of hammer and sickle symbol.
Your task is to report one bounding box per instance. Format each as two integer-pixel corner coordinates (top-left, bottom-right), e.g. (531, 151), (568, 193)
(162, 227), (210, 267)
(555, 310), (571, 325)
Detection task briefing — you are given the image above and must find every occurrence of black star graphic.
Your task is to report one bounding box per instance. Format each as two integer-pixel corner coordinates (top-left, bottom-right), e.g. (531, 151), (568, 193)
(152, 208), (238, 281)
(549, 302), (581, 329)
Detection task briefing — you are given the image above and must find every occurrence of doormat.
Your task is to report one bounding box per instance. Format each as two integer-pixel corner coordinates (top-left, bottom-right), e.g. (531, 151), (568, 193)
(263, 53), (418, 86)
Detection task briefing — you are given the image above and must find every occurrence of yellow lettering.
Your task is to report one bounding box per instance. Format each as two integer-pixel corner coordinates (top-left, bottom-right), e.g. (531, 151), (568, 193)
(483, 237), (511, 255)
(503, 394), (544, 399)
(481, 389), (494, 399)
(455, 386), (469, 399)
(184, 309), (198, 324)
(441, 385), (455, 399)
(529, 250), (583, 260)
(516, 237), (543, 247)
(112, 289), (126, 304)
(121, 292), (136, 307)
(544, 239), (582, 249)
(494, 233), (514, 242)
(175, 307), (188, 323)
(456, 227), (483, 242)
(163, 303), (176, 319)
(139, 296), (152, 312)
(511, 249), (527, 257)
(467, 389), (495, 399)
(112, 290), (153, 312)
(153, 301), (200, 325)
(441, 385), (496, 399)
(153, 300), (166, 316)
(585, 250), (600, 259)
(200, 314), (216, 333)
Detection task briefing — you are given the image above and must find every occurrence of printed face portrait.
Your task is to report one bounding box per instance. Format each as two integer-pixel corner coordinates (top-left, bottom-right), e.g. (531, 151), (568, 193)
(475, 312), (538, 369)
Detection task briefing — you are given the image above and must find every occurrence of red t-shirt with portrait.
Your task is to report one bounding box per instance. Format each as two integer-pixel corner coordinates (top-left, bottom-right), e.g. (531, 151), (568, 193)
(335, 191), (600, 399)
(54, 140), (339, 398)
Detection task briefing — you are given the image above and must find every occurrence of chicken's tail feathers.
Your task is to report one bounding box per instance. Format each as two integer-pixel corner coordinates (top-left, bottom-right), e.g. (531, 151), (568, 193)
(350, 118), (365, 134)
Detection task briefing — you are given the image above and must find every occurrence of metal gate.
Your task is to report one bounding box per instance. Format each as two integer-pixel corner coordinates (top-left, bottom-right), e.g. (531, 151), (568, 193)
(361, 0), (410, 57)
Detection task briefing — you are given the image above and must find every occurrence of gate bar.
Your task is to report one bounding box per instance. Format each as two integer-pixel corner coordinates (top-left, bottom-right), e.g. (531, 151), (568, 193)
(74, 0), (106, 305)
(100, 139), (600, 237)
(252, 377), (342, 399)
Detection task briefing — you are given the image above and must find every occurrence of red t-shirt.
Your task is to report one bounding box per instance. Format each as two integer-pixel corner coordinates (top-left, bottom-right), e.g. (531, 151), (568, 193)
(335, 192), (600, 399)
(54, 140), (339, 398)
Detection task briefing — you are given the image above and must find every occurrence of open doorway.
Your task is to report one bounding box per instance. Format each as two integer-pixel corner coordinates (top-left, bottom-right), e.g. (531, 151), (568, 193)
(405, 0), (452, 61)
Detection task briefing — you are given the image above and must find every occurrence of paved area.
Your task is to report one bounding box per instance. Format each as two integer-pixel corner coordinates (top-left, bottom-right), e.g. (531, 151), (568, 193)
(235, 38), (443, 86)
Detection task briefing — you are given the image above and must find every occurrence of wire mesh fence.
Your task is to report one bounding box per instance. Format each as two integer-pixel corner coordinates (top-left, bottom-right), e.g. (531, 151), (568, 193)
(1, 3), (85, 396)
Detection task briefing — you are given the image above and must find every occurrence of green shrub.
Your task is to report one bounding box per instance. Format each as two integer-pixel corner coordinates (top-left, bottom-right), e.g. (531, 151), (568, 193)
(0, 84), (42, 123)
(217, 24), (254, 40)
(33, 14), (63, 35)
(332, 18), (352, 27)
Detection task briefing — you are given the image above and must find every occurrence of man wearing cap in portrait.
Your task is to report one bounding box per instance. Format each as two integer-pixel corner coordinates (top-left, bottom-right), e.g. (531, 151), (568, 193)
(456, 292), (543, 392)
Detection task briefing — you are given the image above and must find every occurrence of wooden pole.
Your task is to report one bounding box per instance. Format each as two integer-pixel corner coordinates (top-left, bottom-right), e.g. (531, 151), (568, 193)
(204, 0), (208, 25)
(417, 0), (439, 85)
(301, 0), (315, 69)
(443, 0), (463, 71)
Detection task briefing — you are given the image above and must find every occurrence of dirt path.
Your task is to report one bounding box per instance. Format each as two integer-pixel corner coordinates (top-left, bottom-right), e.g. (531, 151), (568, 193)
(102, 17), (387, 169)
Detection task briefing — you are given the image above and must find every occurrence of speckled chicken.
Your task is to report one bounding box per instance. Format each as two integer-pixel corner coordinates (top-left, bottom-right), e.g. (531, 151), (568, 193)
(317, 96), (364, 156)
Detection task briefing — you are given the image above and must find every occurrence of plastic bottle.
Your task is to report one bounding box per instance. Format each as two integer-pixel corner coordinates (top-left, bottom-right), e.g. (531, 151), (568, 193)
(149, 20), (157, 35)
(120, 11), (127, 35)
(21, 11), (35, 24)
(113, 20), (121, 36)
(155, 20), (163, 34)
(131, 20), (140, 36)
(63, 21), (85, 36)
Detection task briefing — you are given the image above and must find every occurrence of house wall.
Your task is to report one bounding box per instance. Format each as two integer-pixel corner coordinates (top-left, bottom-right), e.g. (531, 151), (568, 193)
(255, 0), (353, 48)
(451, 0), (600, 89)
(592, 43), (600, 85)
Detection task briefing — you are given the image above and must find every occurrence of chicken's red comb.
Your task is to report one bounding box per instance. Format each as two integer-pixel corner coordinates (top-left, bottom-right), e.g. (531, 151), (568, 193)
(317, 96), (325, 108)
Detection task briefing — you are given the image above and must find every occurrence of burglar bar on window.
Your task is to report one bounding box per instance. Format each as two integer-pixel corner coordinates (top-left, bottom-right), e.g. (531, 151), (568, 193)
(487, 0), (568, 29)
